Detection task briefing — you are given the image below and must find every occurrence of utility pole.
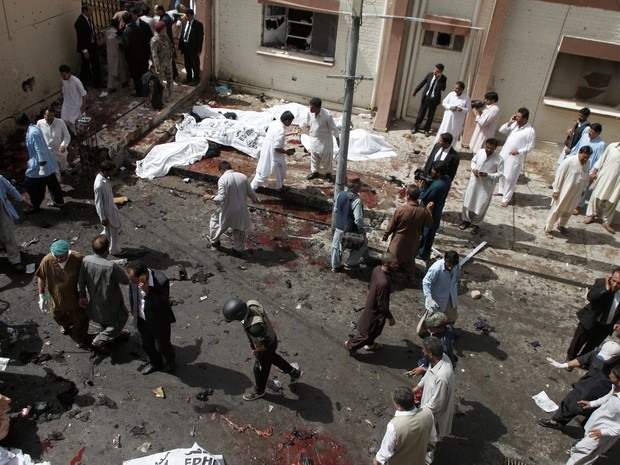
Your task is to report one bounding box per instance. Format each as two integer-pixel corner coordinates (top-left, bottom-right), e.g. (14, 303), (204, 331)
(332, 0), (364, 228)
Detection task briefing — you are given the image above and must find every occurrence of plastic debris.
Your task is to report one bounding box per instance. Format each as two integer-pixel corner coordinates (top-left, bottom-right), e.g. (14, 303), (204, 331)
(153, 387), (165, 398)
(26, 263), (36, 274)
(113, 196), (128, 205)
(532, 391), (559, 412)
(183, 178), (191, 183)
(138, 442), (151, 453)
(365, 419), (375, 428)
(113, 433), (121, 448)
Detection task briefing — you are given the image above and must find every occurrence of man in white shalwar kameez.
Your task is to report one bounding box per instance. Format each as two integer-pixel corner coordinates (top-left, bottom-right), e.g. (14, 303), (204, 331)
(412, 336), (455, 464)
(468, 92), (500, 150)
(305, 98), (340, 182)
(204, 161), (259, 251)
(544, 146), (591, 238)
(497, 107), (536, 207)
(460, 138), (503, 235)
(434, 81), (470, 147)
(250, 111), (295, 191)
(37, 109), (71, 178)
(566, 365), (620, 465)
(94, 161), (124, 256)
(105, 19), (129, 92)
(584, 142), (620, 234)
(59, 65), (87, 134)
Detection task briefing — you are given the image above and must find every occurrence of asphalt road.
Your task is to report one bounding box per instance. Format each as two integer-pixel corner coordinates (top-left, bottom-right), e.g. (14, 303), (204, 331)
(0, 172), (618, 465)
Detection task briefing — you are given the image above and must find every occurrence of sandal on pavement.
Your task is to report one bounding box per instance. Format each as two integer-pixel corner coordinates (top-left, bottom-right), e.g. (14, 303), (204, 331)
(471, 225), (480, 235)
(363, 343), (384, 351)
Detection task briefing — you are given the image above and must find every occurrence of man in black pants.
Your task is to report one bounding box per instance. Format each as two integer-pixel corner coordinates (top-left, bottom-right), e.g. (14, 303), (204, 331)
(179, 8), (204, 84)
(412, 64), (447, 137)
(74, 3), (102, 87)
(223, 298), (303, 400)
(566, 269), (620, 362)
(127, 261), (176, 375)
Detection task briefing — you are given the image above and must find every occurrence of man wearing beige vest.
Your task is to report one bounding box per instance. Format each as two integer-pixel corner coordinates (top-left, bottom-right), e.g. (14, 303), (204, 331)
(374, 387), (435, 465)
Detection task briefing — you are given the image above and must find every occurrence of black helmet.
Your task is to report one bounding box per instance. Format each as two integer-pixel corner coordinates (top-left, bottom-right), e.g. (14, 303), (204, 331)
(222, 298), (247, 322)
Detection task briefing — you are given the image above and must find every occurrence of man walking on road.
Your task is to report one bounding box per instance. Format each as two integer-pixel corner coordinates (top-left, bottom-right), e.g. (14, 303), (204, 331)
(344, 252), (398, 354)
(419, 251), (460, 335)
(305, 98), (339, 182)
(584, 142), (620, 234)
(222, 298), (303, 401)
(94, 161), (124, 257)
(374, 386), (435, 465)
(497, 107), (536, 207)
(412, 64), (447, 137)
(203, 160), (259, 252)
(331, 175), (367, 272)
(127, 261), (176, 375)
(37, 108), (71, 178)
(79, 235), (130, 351)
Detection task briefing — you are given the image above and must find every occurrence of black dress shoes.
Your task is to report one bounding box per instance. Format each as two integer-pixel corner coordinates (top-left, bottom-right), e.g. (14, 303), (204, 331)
(538, 419), (563, 430)
(307, 172), (320, 180)
(141, 364), (161, 375)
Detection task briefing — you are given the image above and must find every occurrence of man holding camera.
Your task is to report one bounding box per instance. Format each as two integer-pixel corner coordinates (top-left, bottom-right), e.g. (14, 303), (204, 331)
(469, 92), (500, 150)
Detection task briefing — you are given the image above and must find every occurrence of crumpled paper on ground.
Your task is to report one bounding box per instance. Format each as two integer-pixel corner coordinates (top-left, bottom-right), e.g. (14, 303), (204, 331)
(532, 391), (559, 412)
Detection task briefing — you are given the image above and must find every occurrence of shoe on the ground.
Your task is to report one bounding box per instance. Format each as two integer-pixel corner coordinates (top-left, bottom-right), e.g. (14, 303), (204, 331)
(243, 390), (265, 401)
(583, 215), (596, 224)
(307, 172), (320, 180)
(545, 231), (554, 239)
(424, 131), (430, 137)
(557, 226), (568, 235)
(538, 419), (563, 430)
(141, 363), (160, 375)
(470, 225), (480, 235)
(343, 340), (356, 355)
(11, 263), (25, 273)
(572, 208), (580, 215)
(344, 263), (360, 270)
(411, 127), (419, 134)
(458, 221), (470, 230)
(603, 223), (615, 234)
(289, 368), (304, 384)
(331, 266), (343, 273)
(325, 173), (333, 182)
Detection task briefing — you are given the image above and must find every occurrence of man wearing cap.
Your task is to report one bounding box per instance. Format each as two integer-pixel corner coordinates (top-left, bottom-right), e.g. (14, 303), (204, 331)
(567, 269), (620, 361)
(178, 8), (203, 85)
(332, 175), (368, 272)
(36, 240), (88, 348)
(78, 235), (130, 351)
(150, 20), (174, 99)
(539, 341), (620, 431)
(0, 175), (32, 272)
(419, 251), (460, 337)
(344, 252), (398, 354)
(407, 313), (456, 379)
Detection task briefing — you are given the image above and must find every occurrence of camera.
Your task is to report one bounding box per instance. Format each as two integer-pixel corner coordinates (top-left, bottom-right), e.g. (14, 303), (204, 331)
(414, 168), (433, 186)
(471, 100), (485, 110)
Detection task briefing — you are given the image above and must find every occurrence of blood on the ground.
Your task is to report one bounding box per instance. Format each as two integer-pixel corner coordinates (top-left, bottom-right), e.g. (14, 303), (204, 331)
(266, 428), (353, 465)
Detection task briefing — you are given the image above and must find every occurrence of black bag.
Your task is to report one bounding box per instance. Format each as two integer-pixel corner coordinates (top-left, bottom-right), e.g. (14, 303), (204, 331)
(341, 232), (365, 250)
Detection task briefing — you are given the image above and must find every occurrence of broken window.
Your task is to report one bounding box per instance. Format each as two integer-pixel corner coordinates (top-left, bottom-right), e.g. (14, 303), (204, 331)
(262, 5), (338, 57)
(420, 15), (469, 53)
(422, 30), (465, 52)
(545, 37), (620, 108)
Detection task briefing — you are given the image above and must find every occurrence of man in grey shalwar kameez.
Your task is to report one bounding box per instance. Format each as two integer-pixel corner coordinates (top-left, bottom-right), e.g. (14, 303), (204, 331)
(204, 160), (259, 251)
(79, 235), (130, 349)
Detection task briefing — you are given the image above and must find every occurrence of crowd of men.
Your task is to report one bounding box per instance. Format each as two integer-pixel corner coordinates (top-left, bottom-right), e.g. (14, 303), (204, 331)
(2, 15), (620, 465)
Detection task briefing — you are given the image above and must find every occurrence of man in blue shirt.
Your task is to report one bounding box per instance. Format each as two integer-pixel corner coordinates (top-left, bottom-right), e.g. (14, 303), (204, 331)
(331, 175), (367, 272)
(0, 175), (32, 272)
(15, 114), (64, 212)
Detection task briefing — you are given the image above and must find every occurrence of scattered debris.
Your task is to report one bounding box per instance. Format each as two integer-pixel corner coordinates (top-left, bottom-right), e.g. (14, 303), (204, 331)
(471, 290), (482, 300)
(196, 388), (213, 401)
(459, 241), (488, 267)
(178, 266), (188, 280)
(124, 443), (224, 465)
(96, 393), (118, 409)
(129, 423), (148, 438)
(364, 419), (375, 428)
(113, 196), (129, 205)
(183, 178), (191, 183)
(237, 265), (247, 271)
(532, 391), (559, 412)
(214, 262), (225, 273)
(285, 279), (292, 288)
(388, 175), (404, 187)
(268, 404), (274, 413)
(473, 317), (495, 335)
(191, 271), (214, 283)
(26, 263), (36, 274)
(138, 442), (151, 453)
(190, 426), (195, 437)
(153, 387), (165, 399)
(199, 296), (208, 302)
(211, 410), (274, 437)
(267, 379), (283, 394)
(483, 290), (496, 304)
(530, 340), (541, 349)
(20, 238), (38, 248)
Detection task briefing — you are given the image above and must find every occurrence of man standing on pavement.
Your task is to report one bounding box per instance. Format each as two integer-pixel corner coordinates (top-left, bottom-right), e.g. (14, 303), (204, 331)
(74, 3), (102, 88)
(412, 336), (455, 463)
(423, 133), (460, 182)
(94, 161), (125, 257)
(584, 142), (620, 234)
(497, 107), (536, 207)
(331, 175), (367, 272)
(203, 160), (259, 252)
(0, 175), (32, 272)
(538, 341), (620, 431)
(179, 8), (203, 85)
(566, 269), (620, 361)
(155, 4), (178, 80)
(468, 92), (500, 150)
(434, 81), (470, 147)
(59, 65), (87, 134)
(222, 298), (303, 401)
(566, 365), (620, 465)
(373, 386), (435, 465)
(417, 162), (451, 263)
(78, 235), (130, 351)
(305, 98), (340, 182)
(251, 111), (296, 192)
(460, 138), (503, 235)
(544, 146), (591, 239)
(127, 261), (176, 375)
(382, 184), (433, 279)
(412, 64), (447, 137)
(419, 251), (460, 336)
(36, 240), (88, 348)
(557, 107), (591, 167)
(344, 252), (398, 354)
(150, 21), (174, 100)
(15, 113), (64, 212)
(37, 108), (71, 179)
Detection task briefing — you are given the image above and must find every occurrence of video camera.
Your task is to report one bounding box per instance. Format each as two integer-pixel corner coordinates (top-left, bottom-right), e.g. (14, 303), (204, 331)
(414, 168), (434, 186)
(471, 100), (485, 110)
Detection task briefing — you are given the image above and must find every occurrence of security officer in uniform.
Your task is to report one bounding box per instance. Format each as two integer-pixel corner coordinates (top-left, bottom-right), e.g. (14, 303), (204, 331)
(223, 298), (303, 401)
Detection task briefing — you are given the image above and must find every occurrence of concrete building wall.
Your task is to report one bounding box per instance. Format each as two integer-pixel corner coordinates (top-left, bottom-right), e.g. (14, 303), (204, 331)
(215, 0), (386, 108)
(490, 0), (620, 143)
(0, 0), (81, 139)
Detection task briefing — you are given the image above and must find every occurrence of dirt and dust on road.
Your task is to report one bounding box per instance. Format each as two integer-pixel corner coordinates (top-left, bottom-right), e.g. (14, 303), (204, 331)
(1, 89), (619, 465)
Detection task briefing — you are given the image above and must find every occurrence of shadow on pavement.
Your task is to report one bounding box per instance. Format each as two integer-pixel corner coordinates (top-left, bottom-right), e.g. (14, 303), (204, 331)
(265, 382), (334, 423)
(454, 328), (508, 361)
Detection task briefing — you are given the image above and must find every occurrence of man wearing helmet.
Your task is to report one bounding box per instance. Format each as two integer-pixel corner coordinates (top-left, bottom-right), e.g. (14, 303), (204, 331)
(223, 298), (303, 401)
